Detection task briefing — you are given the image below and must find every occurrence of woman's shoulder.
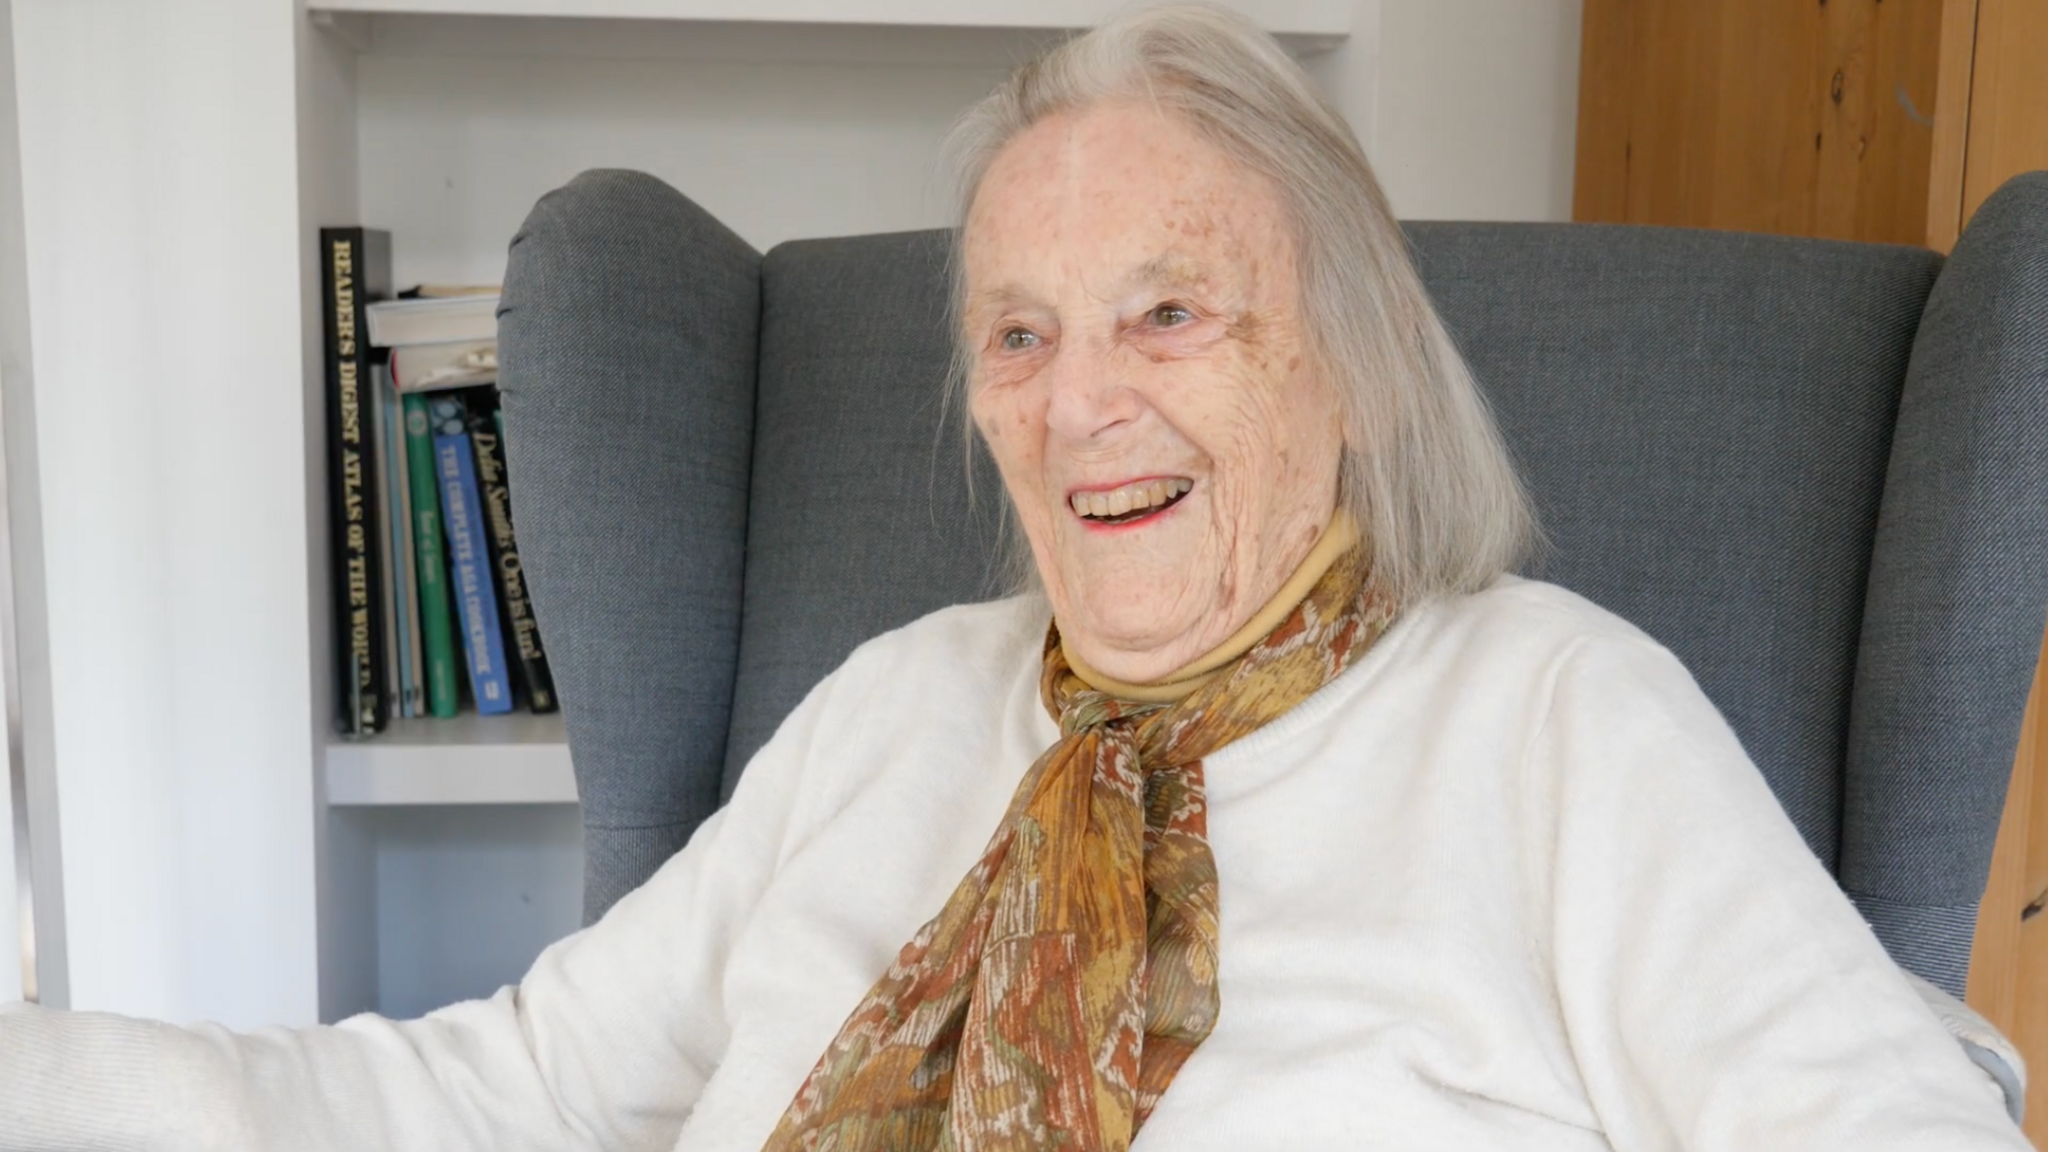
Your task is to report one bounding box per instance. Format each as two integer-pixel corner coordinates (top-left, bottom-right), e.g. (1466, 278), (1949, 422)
(1394, 573), (1670, 675)
(831, 593), (1050, 689)
(784, 593), (1052, 745)
(1387, 575), (1722, 748)
(724, 594), (1052, 860)
(1440, 573), (1652, 637)
(1320, 574), (1704, 737)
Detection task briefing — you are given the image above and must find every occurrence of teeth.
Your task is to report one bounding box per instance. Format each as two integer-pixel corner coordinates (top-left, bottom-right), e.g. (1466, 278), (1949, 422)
(1069, 478), (1193, 519)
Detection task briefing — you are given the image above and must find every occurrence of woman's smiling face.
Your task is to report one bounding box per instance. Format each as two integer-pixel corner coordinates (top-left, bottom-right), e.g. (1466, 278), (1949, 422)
(963, 100), (1346, 683)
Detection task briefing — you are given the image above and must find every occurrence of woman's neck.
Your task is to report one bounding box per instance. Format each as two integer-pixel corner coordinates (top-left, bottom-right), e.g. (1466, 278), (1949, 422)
(1062, 511), (1359, 703)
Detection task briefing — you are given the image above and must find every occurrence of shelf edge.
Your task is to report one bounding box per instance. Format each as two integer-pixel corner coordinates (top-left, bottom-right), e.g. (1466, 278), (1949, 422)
(305, 0), (1356, 39)
(326, 739), (578, 806)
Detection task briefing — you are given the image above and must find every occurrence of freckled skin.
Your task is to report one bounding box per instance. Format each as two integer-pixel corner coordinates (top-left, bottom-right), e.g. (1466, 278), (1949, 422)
(963, 101), (1345, 683)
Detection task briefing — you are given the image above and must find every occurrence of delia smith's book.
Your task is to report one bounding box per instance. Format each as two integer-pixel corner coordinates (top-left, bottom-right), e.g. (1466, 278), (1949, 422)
(465, 392), (558, 714)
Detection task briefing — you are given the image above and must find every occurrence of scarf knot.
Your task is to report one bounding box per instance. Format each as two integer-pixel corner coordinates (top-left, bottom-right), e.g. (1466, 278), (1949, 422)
(1056, 689), (1163, 739)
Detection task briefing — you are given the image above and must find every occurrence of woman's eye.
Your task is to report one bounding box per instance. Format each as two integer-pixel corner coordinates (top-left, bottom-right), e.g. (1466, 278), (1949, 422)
(1149, 302), (1193, 327)
(1000, 328), (1039, 351)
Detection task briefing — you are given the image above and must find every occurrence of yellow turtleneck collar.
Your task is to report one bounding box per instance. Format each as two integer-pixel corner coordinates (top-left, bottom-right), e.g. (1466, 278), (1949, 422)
(1060, 511), (1360, 704)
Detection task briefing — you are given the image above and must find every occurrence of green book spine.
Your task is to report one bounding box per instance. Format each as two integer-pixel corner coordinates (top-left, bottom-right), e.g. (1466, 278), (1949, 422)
(404, 393), (462, 718)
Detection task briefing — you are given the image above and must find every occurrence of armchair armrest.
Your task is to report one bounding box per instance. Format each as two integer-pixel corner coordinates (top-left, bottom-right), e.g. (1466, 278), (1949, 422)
(1903, 969), (2026, 1124)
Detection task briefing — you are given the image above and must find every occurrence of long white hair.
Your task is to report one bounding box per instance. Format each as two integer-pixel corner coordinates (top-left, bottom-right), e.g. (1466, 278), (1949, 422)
(942, 1), (1535, 608)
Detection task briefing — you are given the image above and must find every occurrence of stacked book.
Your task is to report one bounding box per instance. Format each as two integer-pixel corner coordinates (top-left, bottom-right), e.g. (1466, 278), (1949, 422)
(320, 227), (557, 736)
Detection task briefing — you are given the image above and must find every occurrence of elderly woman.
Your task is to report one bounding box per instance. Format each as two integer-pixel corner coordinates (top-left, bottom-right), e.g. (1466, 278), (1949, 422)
(0, 5), (2030, 1151)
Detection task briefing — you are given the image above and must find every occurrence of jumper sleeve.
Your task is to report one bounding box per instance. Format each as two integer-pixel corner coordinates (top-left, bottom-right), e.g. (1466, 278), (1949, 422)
(0, 663), (846, 1152)
(1536, 635), (2031, 1152)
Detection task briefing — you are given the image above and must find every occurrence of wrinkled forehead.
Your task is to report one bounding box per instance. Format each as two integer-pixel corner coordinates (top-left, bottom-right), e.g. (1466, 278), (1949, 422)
(960, 103), (1295, 301)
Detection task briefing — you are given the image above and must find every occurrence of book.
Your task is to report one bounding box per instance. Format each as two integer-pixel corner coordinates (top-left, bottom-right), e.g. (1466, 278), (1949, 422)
(320, 227), (393, 736)
(365, 293), (499, 348)
(400, 284), (500, 300)
(369, 363), (403, 717)
(429, 392), (514, 716)
(466, 391), (558, 714)
(403, 393), (462, 718)
(391, 339), (496, 393)
(377, 362), (424, 719)
(393, 377), (427, 716)
(369, 363), (401, 717)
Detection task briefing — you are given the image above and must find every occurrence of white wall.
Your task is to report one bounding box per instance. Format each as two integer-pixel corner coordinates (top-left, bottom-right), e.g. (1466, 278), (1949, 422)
(1312, 0), (1583, 223)
(1370, 0), (1583, 222)
(0, 0), (21, 1009)
(0, 767), (14, 1008)
(10, 0), (322, 1027)
(0, 0), (61, 1012)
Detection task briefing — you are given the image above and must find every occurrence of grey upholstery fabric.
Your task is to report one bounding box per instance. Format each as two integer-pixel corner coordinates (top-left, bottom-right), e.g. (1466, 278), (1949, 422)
(499, 168), (2048, 994)
(719, 232), (1009, 794)
(1844, 173), (2048, 992)
(497, 170), (761, 922)
(1409, 201), (2048, 995)
(1406, 222), (1938, 874)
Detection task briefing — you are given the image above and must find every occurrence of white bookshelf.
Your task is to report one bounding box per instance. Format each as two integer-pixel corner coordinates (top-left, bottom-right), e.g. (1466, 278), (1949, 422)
(307, 0), (1355, 37)
(326, 714), (575, 805)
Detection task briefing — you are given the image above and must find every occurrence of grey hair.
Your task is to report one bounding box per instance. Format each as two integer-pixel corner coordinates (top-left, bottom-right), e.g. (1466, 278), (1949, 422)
(940, 0), (1535, 610)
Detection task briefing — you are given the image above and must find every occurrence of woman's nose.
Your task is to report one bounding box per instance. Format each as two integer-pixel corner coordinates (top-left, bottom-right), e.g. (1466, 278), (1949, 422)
(1042, 342), (1143, 443)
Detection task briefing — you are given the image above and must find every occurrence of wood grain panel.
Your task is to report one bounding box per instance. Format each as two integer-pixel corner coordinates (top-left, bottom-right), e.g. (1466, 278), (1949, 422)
(1710, 0), (1822, 235)
(1854, 0), (1945, 244)
(1926, 0), (1980, 250)
(1815, 0), (1874, 239)
(1962, 0), (2048, 224)
(1572, 0), (1634, 223)
(1620, 0), (1717, 225)
(1573, 0), (1945, 242)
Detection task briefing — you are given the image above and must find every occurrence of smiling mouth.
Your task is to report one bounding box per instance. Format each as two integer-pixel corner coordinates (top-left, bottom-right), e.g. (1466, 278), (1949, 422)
(1069, 477), (1193, 526)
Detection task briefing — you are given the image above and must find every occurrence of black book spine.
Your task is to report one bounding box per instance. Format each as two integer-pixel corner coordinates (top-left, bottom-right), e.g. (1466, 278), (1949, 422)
(465, 389), (558, 714)
(320, 227), (394, 735)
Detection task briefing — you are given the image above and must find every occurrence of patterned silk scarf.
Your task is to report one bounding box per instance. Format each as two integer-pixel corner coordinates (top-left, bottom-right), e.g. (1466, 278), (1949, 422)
(763, 520), (1396, 1152)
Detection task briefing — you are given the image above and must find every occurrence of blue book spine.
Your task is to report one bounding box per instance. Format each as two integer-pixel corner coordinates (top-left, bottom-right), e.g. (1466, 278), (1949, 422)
(430, 396), (513, 715)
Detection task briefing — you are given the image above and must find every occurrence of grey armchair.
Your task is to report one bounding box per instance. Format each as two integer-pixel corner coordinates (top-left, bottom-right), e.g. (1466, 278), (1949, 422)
(494, 167), (2048, 1009)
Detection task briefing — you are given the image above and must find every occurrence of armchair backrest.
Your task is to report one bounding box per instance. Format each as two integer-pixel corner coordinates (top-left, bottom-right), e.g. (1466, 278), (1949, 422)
(498, 168), (2048, 996)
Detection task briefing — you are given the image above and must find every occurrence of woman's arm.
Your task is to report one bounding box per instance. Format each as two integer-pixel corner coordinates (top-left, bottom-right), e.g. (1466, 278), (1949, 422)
(0, 660), (847, 1152)
(1535, 635), (2030, 1151)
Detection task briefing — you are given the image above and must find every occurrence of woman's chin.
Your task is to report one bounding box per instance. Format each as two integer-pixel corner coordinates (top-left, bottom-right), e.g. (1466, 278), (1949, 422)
(1062, 612), (1218, 683)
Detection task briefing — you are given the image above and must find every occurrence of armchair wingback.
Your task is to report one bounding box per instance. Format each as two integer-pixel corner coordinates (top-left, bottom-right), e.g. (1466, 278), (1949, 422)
(496, 168), (2048, 997)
